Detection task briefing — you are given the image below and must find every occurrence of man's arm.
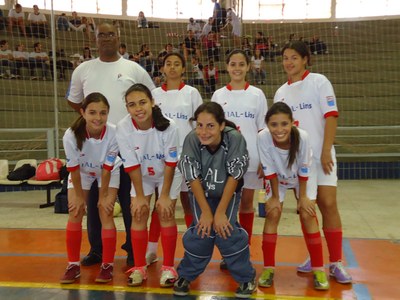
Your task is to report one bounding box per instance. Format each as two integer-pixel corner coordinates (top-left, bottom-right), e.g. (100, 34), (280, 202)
(67, 100), (81, 113)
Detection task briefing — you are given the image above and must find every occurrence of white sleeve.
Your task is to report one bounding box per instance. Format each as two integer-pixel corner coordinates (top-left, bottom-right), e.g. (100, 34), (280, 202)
(116, 123), (140, 170)
(257, 130), (276, 178)
(298, 130), (312, 178)
(66, 64), (84, 104)
(62, 130), (79, 169)
(256, 89), (268, 131)
(103, 128), (119, 170)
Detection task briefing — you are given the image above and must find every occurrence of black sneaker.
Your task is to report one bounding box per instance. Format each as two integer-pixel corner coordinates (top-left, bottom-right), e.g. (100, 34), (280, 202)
(173, 277), (190, 296)
(235, 278), (257, 299)
(81, 252), (102, 266)
(220, 259), (228, 270)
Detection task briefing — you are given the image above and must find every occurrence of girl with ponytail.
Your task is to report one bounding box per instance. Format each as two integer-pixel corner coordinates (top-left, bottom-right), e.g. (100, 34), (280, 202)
(257, 102), (328, 290)
(116, 83), (181, 288)
(61, 92), (122, 284)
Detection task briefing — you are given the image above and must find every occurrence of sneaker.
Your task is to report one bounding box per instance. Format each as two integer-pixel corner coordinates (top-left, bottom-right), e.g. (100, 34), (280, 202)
(81, 252), (102, 266)
(329, 262), (352, 284)
(235, 278), (257, 298)
(173, 277), (190, 296)
(10, 74), (16, 79)
(220, 259), (228, 270)
(297, 257), (312, 273)
(146, 252), (158, 266)
(95, 263), (113, 283)
(30, 76), (38, 80)
(0, 73), (4, 79)
(60, 264), (80, 284)
(160, 265), (178, 287)
(127, 266), (147, 286)
(313, 270), (330, 290)
(258, 267), (274, 287)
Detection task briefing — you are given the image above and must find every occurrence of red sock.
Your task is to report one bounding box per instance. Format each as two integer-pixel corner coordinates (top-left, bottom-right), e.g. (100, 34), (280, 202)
(102, 228), (116, 264)
(323, 228), (343, 262)
(161, 225), (177, 267)
(184, 214), (193, 228)
(262, 233), (277, 267)
(239, 212), (254, 245)
(66, 221), (82, 262)
(131, 229), (148, 267)
(148, 210), (161, 243)
(303, 231), (323, 268)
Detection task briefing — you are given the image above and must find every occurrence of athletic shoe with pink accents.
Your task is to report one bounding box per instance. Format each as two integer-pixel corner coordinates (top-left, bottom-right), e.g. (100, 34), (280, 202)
(329, 262), (352, 284)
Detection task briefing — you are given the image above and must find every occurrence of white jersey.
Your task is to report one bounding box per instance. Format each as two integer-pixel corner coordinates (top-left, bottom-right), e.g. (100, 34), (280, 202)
(116, 115), (179, 182)
(274, 71), (339, 160)
(63, 123), (122, 177)
(152, 83), (202, 153)
(13, 50), (29, 60)
(67, 57), (155, 125)
(29, 51), (48, 60)
(258, 127), (312, 187)
(212, 83), (268, 172)
(28, 12), (47, 23)
(8, 9), (24, 19)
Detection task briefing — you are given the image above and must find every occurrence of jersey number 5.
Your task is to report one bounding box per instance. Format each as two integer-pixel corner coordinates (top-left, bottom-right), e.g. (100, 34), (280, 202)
(147, 167), (155, 176)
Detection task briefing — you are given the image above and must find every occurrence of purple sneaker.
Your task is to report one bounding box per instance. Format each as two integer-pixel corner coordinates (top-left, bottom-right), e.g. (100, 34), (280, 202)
(297, 257), (312, 273)
(329, 262), (352, 284)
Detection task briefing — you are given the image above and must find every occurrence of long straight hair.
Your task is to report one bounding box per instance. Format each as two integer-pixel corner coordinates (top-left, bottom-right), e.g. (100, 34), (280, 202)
(265, 102), (300, 169)
(192, 101), (237, 129)
(124, 83), (170, 131)
(70, 92), (110, 150)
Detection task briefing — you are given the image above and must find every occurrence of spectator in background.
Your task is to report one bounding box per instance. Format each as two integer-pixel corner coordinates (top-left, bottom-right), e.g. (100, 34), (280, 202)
(8, 4), (27, 37)
(309, 35), (328, 55)
(203, 58), (218, 95)
(27, 5), (48, 38)
(49, 49), (75, 81)
(119, 43), (129, 59)
(241, 36), (253, 57)
(13, 43), (30, 79)
(251, 49), (266, 85)
(211, 0), (225, 32)
(68, 11), (84, 30)
(253, 31), (268, 59)
(204, 31), (219, 61)
(0, 40), (17, 79)
(187, 56), (206, 91)
(57, 13), (69, 31)
(183, 30), (201, 62)
(137, 11), (148, 28)
(138, 43), (154, 74)
(200, 17), (215, 45)
(29, 42), (49, 80)
(0, 9), (6, 31)
(221, 8), (241, 48)
(187, 17), (202, 41)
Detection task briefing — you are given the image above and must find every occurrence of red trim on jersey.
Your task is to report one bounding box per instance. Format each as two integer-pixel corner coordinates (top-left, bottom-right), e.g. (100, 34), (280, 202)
(298, 175), (308, 181)
(125, 164), (140, 173)
(161, 82), (185, 91)
(103, 164), (113, 171)
(226, 82), (250, 91)
(85, 125), (107, 139)
(265, 173), (277, 180)
(131, 118), (155, 130)
(288, 70), (310, 85)
(324, 111), (339, 118)
(165, 161), (178, 168)
(67, 165), (79, 172)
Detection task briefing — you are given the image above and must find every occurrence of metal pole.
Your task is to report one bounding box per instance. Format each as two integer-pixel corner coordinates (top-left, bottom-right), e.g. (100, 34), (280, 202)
(50, 0), (59, 157)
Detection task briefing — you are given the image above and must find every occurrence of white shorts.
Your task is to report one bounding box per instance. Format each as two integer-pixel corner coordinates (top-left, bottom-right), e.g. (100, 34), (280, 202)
(307, 156), (338, 190)
(67, 168), (120, 190)
(277, 181), (317, 203)
(243, 171), (263, 190)
(130, 171), (182, 199)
